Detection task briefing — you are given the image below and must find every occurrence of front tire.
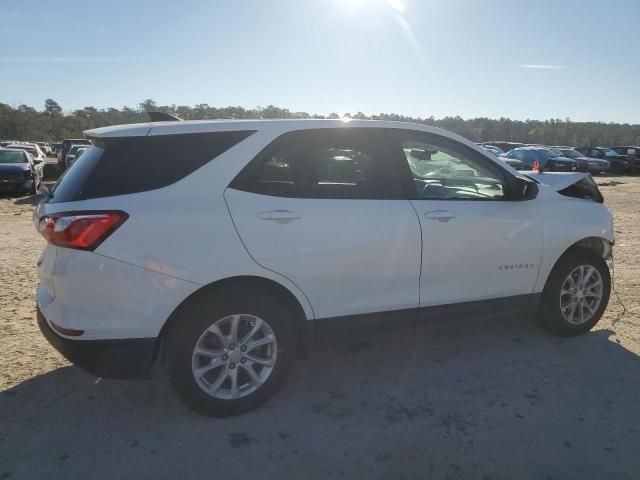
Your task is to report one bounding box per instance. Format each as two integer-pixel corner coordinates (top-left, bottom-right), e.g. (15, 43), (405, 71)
(539, 249), (611, 336)
(28, 178), (37, 195)
(165, 287), (296, 417)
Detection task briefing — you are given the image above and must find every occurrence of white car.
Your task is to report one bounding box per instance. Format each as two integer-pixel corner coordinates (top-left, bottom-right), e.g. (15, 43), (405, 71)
(34, 119), (614, 416)
(6, 143), (47, 166)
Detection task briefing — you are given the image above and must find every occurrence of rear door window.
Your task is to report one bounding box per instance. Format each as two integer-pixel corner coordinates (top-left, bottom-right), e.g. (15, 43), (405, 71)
(50, 131), (254, 203)
(230, 128), (403, 199)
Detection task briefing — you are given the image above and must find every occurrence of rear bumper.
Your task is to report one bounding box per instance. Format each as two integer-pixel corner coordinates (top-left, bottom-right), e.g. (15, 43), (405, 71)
(37, 306), (155, 379)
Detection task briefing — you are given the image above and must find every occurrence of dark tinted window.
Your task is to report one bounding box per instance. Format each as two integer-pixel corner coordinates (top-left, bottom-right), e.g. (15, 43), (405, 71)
(230, 129), (401, 199)
(0, 150), (27, 163)
(50, 131), (254, 203)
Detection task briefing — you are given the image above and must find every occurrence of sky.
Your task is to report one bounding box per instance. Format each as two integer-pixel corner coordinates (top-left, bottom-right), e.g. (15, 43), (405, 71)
(1, 0), (639, 123)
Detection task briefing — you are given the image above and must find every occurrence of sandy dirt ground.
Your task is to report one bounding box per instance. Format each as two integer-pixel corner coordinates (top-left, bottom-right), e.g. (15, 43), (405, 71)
(1, 177), (639, 479)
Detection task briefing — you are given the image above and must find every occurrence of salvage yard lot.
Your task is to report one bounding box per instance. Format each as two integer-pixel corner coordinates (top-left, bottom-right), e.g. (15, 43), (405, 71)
(1, 177), (639, 479)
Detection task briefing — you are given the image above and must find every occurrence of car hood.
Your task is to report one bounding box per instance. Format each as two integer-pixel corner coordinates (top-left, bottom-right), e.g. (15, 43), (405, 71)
(523, 171), (590, 191)
(0, 163), (29, 174)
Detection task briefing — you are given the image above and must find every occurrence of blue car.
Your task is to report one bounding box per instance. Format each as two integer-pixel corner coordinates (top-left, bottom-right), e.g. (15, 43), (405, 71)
(0, 148), (43, 195)
(504, 147), (579, 172)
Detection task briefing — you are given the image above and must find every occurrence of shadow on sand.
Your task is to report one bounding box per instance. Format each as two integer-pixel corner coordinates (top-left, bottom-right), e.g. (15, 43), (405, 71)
(1, 314), (639, 479)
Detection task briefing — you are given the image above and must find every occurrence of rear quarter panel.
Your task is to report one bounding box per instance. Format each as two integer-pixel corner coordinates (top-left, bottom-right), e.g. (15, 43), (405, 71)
(42, 128), (316, 324)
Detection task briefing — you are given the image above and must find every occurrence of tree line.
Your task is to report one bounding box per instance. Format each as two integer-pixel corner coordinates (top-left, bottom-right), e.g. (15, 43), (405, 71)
(1, 98), (639, 147)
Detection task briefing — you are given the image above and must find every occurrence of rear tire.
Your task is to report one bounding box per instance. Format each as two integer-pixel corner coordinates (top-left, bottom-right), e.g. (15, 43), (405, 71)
(538, 249), (610, 336)
(165, 287), (297, 417)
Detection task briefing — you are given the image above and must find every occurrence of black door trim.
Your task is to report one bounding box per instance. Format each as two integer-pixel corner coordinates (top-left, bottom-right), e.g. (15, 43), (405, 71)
(313, 293), (541, 333)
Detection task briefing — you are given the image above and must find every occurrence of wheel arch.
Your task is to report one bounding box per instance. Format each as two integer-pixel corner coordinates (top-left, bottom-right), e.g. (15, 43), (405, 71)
(153, 275), (313, 362)
(538, 236), (612, 293)
(561, 236), (612, 261)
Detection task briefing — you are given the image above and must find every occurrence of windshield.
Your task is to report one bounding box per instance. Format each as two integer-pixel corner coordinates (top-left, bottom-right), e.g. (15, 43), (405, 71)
(560, 149), (581, 159)
(0, 150), (27, 163)
(547, 149), (564, 158)
(536, 149), (554, 160)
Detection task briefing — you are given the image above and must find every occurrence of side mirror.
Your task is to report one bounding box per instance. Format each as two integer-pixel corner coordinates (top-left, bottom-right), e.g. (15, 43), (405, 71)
(510, 176), (538, 200)
(410, 149), (432, 161)
(33, 158), (43, 164)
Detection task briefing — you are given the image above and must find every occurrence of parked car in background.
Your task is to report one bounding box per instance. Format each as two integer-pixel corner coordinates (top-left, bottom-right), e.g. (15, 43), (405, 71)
(7, 143), (57, 179)
(478, 144), (503, 156)
(60, 138), (91, 171)
(34, 142), (52, 155)
(0, 148), (42, 195)
(553, 147), (610, 174)
(479, 144), (524, 169)
(610, 146), (640, 163)
(481, 141), (525, 153)
(35, 119), (613, 417)
(51, 142), (63, 156)
(574, 147), (638, 175)
(504, 147), (579, 172)
(65, 145), (89, 168)
(6, 143), (47, 165)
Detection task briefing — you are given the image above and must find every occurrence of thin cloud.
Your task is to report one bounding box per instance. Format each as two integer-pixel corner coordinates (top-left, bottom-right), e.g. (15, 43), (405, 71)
(520, 64), (567, 70)
(0, 57), (127, 63)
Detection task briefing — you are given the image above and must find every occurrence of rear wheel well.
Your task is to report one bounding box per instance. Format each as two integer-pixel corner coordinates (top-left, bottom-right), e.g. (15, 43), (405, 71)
(153, 276), (309, 363)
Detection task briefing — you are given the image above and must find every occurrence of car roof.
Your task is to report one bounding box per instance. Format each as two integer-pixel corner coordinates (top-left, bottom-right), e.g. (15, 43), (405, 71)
(0, 148), (28, 155)
(83, 118), (523, 174)
(512, 146), (552, 151)
(6, 143), (36, 149)
(85, 118), (480, 147)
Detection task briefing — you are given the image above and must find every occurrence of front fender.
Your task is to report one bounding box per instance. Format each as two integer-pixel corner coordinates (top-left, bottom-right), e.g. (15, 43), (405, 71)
(534, 190), (614, 293)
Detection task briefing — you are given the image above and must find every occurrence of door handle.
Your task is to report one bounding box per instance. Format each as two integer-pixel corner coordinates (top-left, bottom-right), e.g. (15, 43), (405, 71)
(258, 210), (303, 223)
(424, 210), (456, 222)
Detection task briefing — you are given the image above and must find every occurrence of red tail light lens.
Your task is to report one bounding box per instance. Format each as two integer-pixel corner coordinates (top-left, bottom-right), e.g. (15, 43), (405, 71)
(37, 211), (128, 251)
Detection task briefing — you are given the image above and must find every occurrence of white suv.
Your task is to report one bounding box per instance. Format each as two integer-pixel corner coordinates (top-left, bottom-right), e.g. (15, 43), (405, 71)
(34, 120), (614, 416)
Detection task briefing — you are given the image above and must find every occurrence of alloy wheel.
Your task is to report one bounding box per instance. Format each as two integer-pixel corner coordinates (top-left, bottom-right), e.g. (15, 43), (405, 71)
(559, 265), (603, 325)
(191, 314), (277, 399)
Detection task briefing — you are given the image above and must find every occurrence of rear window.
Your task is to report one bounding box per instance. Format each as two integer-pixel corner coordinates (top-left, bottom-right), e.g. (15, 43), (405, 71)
(0, 151), (27, 163)
(50, 131), (254, 203)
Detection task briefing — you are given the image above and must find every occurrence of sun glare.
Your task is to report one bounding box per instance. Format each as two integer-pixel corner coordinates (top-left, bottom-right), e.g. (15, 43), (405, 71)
(341, 0), (407, 13)
(386, 0), (406, 12)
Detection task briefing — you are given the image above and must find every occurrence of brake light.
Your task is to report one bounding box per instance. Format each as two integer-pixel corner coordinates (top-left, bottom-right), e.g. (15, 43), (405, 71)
(37, 211), (128, 251)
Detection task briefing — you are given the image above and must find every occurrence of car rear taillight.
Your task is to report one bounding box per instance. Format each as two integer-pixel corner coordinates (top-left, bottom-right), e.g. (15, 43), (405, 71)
(37, 211), (128, 251)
